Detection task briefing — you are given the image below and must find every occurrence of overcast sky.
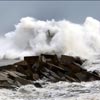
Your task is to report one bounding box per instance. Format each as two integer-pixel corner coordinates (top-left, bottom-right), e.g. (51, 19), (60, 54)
(0, 1), (100, 34)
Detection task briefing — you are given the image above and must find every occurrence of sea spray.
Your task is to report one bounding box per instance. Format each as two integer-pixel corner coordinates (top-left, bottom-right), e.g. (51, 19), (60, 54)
(0, 17), (100, 59)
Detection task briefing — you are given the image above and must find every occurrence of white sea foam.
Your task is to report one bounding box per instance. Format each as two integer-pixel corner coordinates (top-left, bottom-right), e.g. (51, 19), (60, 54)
(0, 17), (100, 60)
(0, 17), (100, 100)
(0, 80), (100, 100)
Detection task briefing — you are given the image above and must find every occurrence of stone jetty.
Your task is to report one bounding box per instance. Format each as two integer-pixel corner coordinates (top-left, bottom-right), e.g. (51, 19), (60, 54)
(0, 54), (100, 88)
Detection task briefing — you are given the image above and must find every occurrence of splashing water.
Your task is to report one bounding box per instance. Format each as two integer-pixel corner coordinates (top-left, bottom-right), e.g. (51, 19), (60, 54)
(1, 80), (100, 100)
(0, 17), (100, 59)
(1, 17), (100, 100)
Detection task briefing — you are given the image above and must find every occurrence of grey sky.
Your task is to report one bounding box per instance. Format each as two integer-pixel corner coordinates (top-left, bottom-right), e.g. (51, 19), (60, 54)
(0, 1), (100, 34)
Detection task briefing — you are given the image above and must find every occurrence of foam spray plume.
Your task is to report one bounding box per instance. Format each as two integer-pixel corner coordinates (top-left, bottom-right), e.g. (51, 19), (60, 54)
(0, 17), (100, 60)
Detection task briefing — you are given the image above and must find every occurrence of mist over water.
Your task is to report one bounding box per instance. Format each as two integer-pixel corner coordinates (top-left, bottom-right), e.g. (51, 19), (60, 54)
(0, 17), (100, 59)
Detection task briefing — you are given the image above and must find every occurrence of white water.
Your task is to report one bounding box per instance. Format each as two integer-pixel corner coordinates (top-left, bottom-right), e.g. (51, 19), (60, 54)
(0, 17), (100, 59)
(0, 80), (100, 100)
(0, 17), (100, 100)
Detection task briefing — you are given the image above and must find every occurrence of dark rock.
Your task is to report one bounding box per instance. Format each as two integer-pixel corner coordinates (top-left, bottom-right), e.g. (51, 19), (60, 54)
(33, 82), (42, 88)
(13, 71), (26, 77)
(75, 71), (88, 81)
(0, 80), (15, 89)
(0, 65), (15, 71)
(87, 72), (100, 81)
(14, 60), (28, 66)
(75, 57), (85, 65)
(24, 56), (39, 65)
(6, 70), (21, 78)
(63, 62), (85, 73)
(32, 73), (39, 80)
(44, 67), (64, 81)
(46, 62), (64, 71)
(0, 54), (100, 89)
(60, 55), (84, 65)
(92, 70), (100, 76)
(15, 77), (32, 85)
(60, 55), (76, 65)
(0, 74), (8, 81)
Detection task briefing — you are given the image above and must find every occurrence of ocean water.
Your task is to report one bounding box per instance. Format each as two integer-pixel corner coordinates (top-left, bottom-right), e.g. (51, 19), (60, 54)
(0, 77), (100, 100)
(0, 53), (100, 100)
(0, 16), (100, 60)
(0, 17), (100, 100)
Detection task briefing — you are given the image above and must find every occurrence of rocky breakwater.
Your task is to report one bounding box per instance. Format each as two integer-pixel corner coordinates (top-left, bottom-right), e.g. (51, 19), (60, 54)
(0, 54), (100, 89)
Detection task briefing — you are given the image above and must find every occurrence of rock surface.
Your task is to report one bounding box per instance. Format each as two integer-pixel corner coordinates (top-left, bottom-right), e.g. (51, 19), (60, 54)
(0, 54), (100, 88)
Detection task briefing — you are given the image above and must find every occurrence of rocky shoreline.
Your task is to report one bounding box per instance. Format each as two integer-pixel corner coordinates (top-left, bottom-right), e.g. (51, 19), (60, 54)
(0, 54), (100, 89)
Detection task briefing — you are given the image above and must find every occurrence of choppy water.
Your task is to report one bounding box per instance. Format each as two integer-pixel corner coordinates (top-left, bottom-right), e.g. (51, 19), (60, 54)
(1, 16), (100, 99)
(0, 80), (100, 100)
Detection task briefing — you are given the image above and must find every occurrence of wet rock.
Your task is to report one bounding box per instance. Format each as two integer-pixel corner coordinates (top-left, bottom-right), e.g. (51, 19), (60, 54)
(60, 55), (84, 65)
(0, 54), (100, 89)
(32, 73), (39, 80)
(0, 73), (8, 81)
(33, 82), (42, 88)
(63, 62), (86, 73)
(87, 72), (100, 81)
(0, 80), (15, 89)
(60, 55), (76, 65)
(24, 56), (39, 66)
(75, 57), (85, 65)
(15, 77), (32, 85)
(75, 71), (88, 81)
(92, 70), (100, 76)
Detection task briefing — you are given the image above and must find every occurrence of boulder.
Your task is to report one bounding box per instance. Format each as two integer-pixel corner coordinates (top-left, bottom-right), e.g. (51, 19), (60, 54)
(0, 54), (100, 89)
